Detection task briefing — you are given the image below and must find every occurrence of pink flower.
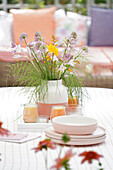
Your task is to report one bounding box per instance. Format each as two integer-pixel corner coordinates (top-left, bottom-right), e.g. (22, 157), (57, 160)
(79, 151), (103, 164)
(51, 149), (76, 170)
(0, 122), (10, 136)
(32, 138), (56, 153)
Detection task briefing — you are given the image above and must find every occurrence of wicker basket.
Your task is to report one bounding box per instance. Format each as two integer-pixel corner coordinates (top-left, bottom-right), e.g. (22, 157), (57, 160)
(0, 61), (113, 88)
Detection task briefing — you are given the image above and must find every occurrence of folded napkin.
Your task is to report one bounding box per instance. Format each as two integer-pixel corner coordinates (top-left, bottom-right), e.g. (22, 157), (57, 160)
(0, 133), (41, 144)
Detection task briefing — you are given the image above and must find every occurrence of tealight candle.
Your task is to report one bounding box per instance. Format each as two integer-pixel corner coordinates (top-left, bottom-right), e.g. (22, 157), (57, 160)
(37, 115), (49, 123)
(51, 106), (66, 120)
(23, 103), (38, 123)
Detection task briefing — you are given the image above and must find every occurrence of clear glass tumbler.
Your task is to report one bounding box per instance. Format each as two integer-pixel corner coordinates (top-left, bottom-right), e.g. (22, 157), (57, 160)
(65, 104), (82, 116)
(51, 106), (66, 120)
(68, 96), (78, 106)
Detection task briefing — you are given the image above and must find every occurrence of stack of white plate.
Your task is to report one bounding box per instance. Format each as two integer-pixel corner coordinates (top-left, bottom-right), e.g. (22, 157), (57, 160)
(45, 126), (106, 145)
(45, 116), (106, 146)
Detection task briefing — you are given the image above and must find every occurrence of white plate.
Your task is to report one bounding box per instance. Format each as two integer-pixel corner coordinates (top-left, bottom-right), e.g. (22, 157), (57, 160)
(46, 133), (106, 142)
(45, 126), (106, 140)
(45, 134), (106, 146)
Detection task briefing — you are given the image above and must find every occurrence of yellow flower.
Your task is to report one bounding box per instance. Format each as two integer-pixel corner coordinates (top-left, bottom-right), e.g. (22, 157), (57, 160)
(44, 61), (46, 63)
(74, 60), (80, 64)
(46, 55), (52, 61)
(68, 69), (72, 72)
(47, 43), (58, 56)
(48, 66), (51, 69)
(53, 47), (58, 56)
(47, 43), (54, 53)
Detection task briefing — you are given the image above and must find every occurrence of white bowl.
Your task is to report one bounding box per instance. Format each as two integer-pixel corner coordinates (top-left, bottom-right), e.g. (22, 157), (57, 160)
(52, 115), (98, 135)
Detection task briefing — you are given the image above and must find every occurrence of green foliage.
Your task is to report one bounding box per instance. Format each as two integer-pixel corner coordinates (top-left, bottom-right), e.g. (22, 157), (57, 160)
(22, 0), (45, 9)
(8, 59), (84, 102)
(6, 0), (111, 15)
(62, 160), (71, 170)
(95, 0), (107, 4)
(7, 0), (20, 4)
(9, 31), (89, 102)
(8, 60), (41, 87)
(8, 60), (45, 101)
(74, 7), (87, 15)
(62, 133), (70, 143)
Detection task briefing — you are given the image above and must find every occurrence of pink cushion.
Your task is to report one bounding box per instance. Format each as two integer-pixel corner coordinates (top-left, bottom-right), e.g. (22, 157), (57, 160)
(10, 7), (56, 45)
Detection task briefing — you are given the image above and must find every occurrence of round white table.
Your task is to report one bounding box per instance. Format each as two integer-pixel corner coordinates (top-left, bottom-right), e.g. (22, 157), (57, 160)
(0, 87), (113, 170)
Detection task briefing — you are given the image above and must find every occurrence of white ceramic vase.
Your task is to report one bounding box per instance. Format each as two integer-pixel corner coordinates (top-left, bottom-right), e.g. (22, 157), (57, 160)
(38, 79), (68, 118)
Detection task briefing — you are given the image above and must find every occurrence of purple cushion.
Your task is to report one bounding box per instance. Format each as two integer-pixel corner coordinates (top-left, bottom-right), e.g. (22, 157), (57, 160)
(88, 7), (113, 46)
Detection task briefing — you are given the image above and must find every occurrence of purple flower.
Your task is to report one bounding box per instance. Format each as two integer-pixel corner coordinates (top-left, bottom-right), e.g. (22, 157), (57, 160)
(11, 44), (22, 57)
(67, 59), (74, 67)
(35, 41), (43, 50)
(34, 41), (47, 55)
(63, 53), (72, 61)
(19, 33), (28, 45)
(11, 42), (16, 48)
(35, 31), (42, 37)
(35, 31), (43, 41)
(27, 42), (34, 49)
(71, 32), (77, 40)
(12, 49), (16, 54)
(64, 32), (77, 47)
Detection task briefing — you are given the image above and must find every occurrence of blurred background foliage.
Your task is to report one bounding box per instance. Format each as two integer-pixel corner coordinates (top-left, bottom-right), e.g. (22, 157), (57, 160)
(44, 0), (111, 15)
(0, 0), (112, 15)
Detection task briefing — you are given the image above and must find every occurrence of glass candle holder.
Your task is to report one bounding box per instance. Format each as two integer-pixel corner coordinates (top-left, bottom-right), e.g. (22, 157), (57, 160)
(23, 103), (38, 123)
(68, 96), (78, 107)
(51, 106), (66, 120)
(65, 104), (82, 116)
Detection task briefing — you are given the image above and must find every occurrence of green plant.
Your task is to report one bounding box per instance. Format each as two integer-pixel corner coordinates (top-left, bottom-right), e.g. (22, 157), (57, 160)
(9, 31), (88, 101)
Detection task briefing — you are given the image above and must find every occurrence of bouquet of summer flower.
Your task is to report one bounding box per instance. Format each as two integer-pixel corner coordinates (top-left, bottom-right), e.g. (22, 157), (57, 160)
(10, 31), (88, 101)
